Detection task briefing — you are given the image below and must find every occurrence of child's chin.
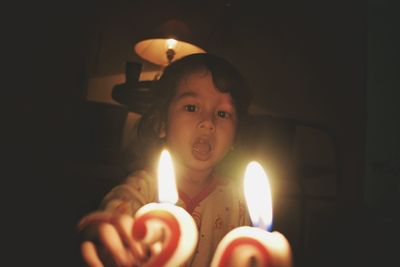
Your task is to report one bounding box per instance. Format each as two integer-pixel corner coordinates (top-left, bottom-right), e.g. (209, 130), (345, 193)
(191, 148), (213, 160)
(187, 157), (216, 171)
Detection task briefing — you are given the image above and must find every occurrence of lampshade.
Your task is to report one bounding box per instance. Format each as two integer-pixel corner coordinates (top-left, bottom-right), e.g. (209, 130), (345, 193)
(134, 19), (206, 66)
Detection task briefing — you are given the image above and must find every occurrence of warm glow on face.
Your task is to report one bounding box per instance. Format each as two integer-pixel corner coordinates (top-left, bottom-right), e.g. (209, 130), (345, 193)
(166, 38), (178, 49)
(157, 149), (179, 204)
(244, 161), (273, 230)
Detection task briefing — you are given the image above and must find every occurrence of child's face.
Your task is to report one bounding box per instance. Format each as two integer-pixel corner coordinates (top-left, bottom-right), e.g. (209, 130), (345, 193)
(162, 70), (237, 172)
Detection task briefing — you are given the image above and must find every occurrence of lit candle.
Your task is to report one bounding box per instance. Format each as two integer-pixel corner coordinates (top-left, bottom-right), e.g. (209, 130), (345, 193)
(210, 161), (292, 267)
(132, 149), (198, 267)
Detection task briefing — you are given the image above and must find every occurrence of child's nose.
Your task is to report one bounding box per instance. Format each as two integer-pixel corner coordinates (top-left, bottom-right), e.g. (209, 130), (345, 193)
(198, 116), (215, 131)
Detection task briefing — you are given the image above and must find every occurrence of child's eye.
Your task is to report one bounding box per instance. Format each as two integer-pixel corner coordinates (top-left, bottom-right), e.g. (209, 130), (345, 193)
(184, 104), (198, 112)
(217, 110), (231, 119)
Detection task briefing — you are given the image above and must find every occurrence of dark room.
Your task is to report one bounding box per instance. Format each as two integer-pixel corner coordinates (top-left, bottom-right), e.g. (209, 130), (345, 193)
(10, 0), (399, 266)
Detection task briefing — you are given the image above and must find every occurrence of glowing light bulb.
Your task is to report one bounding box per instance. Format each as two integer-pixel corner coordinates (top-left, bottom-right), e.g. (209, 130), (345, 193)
(166, 38), (177, 50)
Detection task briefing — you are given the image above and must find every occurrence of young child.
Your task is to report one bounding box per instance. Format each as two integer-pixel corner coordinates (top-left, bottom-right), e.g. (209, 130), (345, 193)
(78, 53), (252, 267)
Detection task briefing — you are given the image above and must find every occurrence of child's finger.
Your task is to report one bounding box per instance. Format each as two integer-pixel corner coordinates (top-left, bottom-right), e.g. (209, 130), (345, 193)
(77, 211), (114, 232)
(112, 214), (147, 262)
(81, 241), (104, 267)
(97, 222), (135, 267)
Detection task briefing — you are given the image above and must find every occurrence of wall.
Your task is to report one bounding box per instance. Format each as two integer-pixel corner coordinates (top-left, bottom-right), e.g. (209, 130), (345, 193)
(365, 0), (400, 215)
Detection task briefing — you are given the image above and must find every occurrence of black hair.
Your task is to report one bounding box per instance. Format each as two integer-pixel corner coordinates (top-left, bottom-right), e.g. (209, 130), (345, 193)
(136, 53), (251, 168)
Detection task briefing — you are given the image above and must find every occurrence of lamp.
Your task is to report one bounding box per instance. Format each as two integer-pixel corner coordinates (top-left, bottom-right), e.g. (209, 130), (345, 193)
(134, 19), (206, 66)
(112, 61), (154, 114)
(113, 20), (206, 114)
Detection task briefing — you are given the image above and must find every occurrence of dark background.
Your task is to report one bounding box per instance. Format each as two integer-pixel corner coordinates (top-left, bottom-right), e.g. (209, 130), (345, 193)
(8, 0), (399, 266)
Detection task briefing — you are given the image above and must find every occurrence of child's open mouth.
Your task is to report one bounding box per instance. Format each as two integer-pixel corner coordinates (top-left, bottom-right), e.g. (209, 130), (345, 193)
(192, 137), (213, 160)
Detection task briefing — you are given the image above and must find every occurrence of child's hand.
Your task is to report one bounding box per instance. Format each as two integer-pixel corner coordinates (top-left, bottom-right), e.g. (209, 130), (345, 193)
(78, 211), (148, 267)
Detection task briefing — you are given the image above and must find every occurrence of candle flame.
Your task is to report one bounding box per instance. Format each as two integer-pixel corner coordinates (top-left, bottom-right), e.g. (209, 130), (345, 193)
(166, 38), (177, 50)
(157, 149), (178, 204)
(244, 161), (273, 231)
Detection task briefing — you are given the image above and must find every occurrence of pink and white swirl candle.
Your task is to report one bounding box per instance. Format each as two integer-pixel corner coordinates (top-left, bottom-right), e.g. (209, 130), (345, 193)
(132, 150), (198, 267)
(211, 162), (292, 267)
